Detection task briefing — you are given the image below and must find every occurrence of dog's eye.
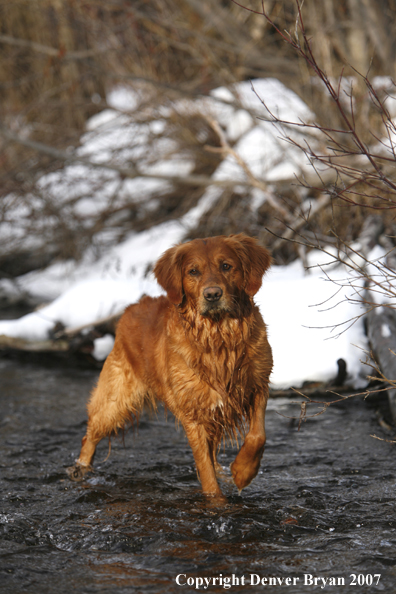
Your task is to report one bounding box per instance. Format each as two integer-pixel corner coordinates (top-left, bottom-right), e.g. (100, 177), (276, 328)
(189, 268), (199, 276)
(222, 263), (231, 271)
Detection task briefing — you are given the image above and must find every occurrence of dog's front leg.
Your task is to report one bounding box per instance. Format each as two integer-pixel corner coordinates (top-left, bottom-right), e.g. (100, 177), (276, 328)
(183, 421), (226, 500)
(230, 391), (268, 491)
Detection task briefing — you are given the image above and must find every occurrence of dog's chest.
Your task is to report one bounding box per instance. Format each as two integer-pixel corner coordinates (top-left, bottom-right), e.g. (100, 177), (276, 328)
(198, 344), (245, 386)
(166, 314), (259, 416)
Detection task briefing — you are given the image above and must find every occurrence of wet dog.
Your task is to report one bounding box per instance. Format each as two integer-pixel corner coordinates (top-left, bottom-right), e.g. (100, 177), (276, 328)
(68, 234), (273, 498)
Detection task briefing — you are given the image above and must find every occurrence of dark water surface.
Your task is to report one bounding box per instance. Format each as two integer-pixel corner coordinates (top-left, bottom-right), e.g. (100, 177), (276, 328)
(1, 357), (396, 594)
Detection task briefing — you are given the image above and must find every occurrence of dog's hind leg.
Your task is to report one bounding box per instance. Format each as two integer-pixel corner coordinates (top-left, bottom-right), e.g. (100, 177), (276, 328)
(68, 351), (145, 481)
(207, 437), (222, 474)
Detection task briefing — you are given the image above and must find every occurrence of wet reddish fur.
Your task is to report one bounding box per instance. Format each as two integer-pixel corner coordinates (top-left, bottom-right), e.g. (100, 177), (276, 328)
(73, 234), (273, 498)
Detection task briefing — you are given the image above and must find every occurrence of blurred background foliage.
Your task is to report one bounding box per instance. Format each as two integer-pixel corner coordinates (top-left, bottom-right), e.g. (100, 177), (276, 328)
(1, 0), (396, 283)
(2, 1), (396, 133)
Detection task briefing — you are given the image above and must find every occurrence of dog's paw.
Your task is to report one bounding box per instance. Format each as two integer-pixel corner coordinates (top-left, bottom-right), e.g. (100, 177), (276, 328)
(205, 491), (228, 506)
(230, 437), (265, 492)
(230, 459), (257, 492)
(66, 463), (92, 482)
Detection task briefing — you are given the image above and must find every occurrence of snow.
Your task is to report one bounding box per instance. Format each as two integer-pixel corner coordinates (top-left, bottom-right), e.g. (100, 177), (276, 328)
(0, 78), (370, 389)
(0, 78), (314, 263)
(206, 79), (313, 183)
(259, 260), (368, 388)
(93, 334), (115, 361)
(0, 227), (369, 389)
(381, 324), (391, 339)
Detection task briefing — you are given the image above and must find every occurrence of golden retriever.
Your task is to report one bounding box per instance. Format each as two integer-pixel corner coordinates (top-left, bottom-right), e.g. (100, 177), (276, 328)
(68, 234), (273, 499)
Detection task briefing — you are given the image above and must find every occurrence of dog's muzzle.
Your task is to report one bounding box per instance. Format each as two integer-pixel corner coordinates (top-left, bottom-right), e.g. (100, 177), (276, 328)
(203, 286), (223, 302)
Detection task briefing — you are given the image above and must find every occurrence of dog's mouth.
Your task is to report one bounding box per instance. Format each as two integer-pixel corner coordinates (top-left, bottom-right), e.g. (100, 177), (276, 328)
(199, 290), (251, 320)
(200, 300), (232, 318)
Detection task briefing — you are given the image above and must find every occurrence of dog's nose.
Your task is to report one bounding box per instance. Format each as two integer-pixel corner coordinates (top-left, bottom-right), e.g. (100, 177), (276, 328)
(203, 286), (223, 302)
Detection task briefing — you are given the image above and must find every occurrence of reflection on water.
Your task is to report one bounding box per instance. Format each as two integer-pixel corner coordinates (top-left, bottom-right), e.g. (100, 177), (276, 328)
(0, 358), (395, 593)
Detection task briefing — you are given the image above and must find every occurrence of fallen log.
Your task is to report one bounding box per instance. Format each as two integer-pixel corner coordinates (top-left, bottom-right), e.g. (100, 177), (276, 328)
(366, 306), (396, 424)
(0, 332), (104, 368)
(0, 311), (121, 356)
(0, 334), (69, 352)
(359, 215), (396, 424)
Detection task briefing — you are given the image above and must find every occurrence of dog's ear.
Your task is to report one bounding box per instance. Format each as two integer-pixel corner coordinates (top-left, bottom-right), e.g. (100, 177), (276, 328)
(228, 234), (272, 296)
(153, 244), (184, 305)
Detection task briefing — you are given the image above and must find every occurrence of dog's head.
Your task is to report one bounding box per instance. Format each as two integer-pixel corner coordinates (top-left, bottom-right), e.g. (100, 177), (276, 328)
(154, 234), (271, 318)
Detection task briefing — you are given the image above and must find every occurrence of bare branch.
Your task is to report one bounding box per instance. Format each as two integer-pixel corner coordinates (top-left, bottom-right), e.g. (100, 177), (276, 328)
(203, 115), (291, 219)
(0, 124), (265, 191)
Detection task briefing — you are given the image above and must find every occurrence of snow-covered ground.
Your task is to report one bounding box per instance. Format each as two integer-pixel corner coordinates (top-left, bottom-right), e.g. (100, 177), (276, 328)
(0, 78), (376, 389)
(0, 215), (373, 389)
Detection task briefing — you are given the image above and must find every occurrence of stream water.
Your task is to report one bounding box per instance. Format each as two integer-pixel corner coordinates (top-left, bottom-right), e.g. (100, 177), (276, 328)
(1, 356), (396, 593)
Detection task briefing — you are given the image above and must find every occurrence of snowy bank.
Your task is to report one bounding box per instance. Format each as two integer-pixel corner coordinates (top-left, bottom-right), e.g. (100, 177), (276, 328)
(0, 221), (370, 389)
(0, 78), (371, 388)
